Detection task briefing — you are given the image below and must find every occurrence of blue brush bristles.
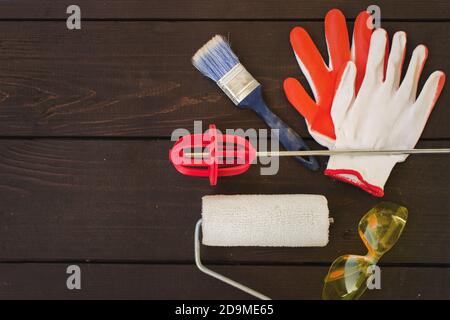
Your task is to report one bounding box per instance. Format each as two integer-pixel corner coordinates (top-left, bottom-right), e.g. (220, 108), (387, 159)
(192, 35), (240, 82)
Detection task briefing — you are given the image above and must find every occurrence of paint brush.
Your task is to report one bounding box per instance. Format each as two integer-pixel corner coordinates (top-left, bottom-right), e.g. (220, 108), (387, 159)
(192, 35), (319, 171)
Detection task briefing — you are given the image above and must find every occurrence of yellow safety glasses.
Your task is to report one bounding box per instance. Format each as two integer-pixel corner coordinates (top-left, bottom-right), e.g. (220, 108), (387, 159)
(323, 202), (408, 300)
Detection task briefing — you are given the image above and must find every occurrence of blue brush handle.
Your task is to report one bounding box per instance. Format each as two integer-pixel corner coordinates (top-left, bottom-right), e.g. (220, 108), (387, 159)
(239, 86), (319, 171)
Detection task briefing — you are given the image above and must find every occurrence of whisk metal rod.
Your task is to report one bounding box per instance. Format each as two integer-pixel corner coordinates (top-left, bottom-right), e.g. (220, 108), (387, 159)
(185, 148), (450, 158)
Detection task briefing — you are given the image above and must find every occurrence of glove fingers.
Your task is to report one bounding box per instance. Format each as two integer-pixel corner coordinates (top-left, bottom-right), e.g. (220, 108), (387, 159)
(398, 45), (428, 101)
(284, 77), (318, 122)
(290, 26), (329, 100)
(363, 28), (388, 87)
(384, 31), (407, 90)
(331, 62), (357, 128)
(413, 71), (446, 126)
(352, 10), (373, 92)
(325, 9), (351, 72)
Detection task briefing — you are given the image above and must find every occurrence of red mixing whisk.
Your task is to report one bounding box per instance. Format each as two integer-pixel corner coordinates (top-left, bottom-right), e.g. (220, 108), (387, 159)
(169, 124), (450, 186)
(170, 125), (257, 185)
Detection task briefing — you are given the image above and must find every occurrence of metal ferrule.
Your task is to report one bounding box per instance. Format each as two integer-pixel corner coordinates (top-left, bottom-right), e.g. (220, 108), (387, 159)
(217, 63), (260, 105)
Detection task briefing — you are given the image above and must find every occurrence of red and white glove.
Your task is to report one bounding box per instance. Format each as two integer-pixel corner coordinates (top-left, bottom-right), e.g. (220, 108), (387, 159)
(325, 29), (446, 197)
(284, 9), (373, 148)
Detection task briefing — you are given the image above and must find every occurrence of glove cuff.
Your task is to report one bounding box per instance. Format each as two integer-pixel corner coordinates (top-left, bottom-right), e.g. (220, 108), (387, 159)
(324, 155), (400, 197)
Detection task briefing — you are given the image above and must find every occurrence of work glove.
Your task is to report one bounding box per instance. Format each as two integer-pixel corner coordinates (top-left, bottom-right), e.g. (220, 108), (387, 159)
(284, 9), (374, 148)
(325, 29), (446, 197)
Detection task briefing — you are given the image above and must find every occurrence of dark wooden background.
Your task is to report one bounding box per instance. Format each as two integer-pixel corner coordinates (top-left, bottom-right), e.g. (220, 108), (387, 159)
(0, 0), (449, 300)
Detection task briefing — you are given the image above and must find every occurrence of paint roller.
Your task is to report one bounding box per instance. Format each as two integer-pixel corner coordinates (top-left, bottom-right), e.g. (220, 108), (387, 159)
(195, 194), (331, 299)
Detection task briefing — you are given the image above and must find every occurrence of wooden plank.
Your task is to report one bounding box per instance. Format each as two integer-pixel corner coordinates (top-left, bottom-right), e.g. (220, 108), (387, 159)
(0, 1), (449, 20)
(0, 139), (448, 264)
(0, 21), (448, 138)
(0, 263), (448, 299)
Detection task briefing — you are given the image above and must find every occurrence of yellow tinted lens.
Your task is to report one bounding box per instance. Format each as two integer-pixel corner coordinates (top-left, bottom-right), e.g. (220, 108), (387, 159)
(358, 202), (408, 255)
(323, 255), (372, 300)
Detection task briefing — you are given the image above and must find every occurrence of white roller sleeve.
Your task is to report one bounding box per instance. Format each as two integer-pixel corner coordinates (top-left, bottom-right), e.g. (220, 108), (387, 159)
(201, 194), (329, 247)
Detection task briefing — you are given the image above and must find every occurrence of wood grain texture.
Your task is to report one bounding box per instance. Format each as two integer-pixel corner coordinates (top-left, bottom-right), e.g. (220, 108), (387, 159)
(0, 1), (449, 300)
(0, 0), (449, 19)
(0, 263), (448, 299)
(0, 21), (448, 138)
(0, 139), (448, 264)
